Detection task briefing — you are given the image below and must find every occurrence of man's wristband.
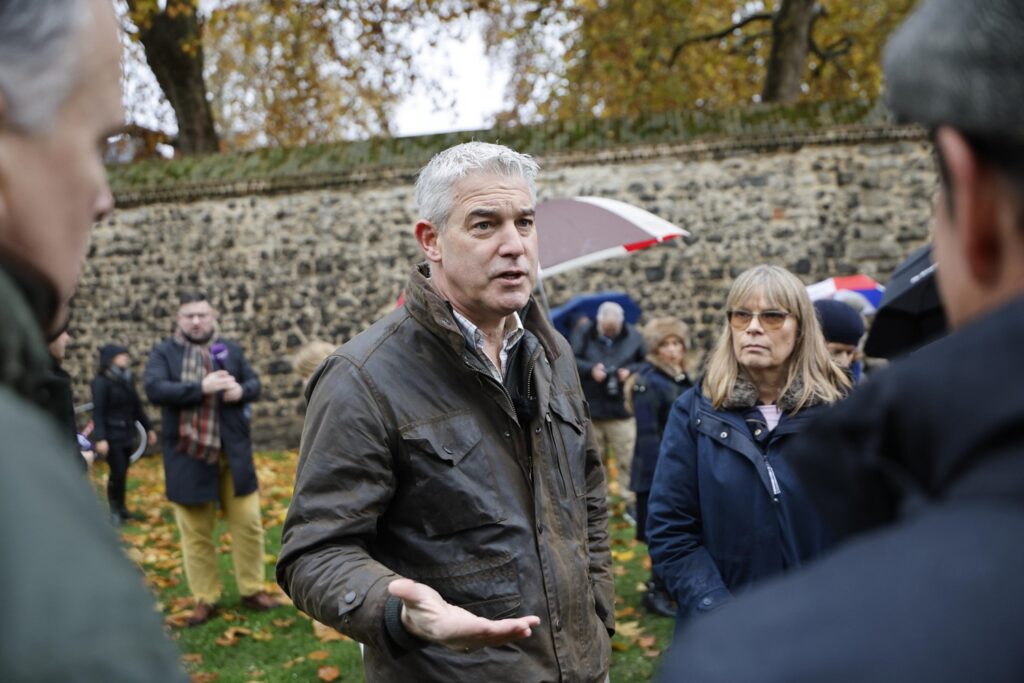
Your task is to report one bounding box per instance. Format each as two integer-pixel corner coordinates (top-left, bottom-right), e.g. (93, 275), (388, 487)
(383, 595), (429, 653)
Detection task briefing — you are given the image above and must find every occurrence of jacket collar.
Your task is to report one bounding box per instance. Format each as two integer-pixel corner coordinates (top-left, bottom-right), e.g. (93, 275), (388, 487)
(645, 354), (688, 383)
(0, 260), (55, 407)
(722, 374), (814, 414)
(403, 262), (563, 362)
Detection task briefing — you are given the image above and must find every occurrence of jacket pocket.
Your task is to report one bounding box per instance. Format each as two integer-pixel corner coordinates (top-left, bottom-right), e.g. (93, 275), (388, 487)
(401, 552), (522, 620)
(400, 413), (506, 537)
(548, 394), (587, 498)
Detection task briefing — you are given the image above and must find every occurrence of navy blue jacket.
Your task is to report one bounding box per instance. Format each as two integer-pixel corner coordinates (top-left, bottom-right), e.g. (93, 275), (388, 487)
(144, 337), (260, 505)
(646, 387), (831, 620)
(628, 361), (692, 494)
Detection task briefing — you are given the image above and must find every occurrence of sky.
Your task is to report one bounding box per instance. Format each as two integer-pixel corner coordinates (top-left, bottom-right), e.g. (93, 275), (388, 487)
(392, 28), (510, 137)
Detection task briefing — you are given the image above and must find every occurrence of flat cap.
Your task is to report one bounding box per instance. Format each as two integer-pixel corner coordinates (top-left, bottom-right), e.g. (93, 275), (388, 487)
(883, 0), (1024, 137)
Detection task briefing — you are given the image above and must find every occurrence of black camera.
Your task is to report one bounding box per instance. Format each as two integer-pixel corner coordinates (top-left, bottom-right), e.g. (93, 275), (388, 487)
(604, 366), (621, 397)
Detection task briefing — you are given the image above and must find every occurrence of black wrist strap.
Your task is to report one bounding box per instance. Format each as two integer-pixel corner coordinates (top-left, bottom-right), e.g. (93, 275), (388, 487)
(383, 595), (429, 653)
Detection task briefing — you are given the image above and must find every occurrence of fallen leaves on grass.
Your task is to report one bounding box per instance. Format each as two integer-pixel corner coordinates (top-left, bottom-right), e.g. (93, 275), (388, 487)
(281, 657), (305, 669)
(318, 665), (341, 681)
(272, 617), (295, 629)
(181, 654), (203, 665)
(307, 650), (331, 661)
(637, 635), (658, 649)
(191, 673), (219, 683)
(215, 626), (252, 646)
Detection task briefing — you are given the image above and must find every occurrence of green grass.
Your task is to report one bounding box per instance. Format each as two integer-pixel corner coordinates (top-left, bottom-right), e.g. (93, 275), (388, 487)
(103, 452), (674, 682)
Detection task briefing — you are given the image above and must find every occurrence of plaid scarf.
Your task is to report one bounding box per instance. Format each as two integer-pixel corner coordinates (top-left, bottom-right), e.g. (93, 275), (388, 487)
(174, 329), (221, 464)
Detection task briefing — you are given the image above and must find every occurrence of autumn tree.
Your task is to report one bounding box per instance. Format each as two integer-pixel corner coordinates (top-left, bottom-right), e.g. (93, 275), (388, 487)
(121, 0), (486, 153)
(124, 0), (218, 154)
(484, 0), (915, 124)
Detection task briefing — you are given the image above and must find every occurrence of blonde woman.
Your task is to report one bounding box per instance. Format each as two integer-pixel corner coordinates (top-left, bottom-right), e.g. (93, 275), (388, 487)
(646, 265), (849, 625)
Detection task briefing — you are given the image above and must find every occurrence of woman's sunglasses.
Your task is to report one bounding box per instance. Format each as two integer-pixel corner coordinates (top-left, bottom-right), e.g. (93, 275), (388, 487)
(727, 309), (791, 331)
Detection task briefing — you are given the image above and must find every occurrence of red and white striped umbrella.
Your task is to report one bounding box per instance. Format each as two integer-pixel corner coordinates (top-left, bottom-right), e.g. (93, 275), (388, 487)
(536, 197), (689, 278)
(806, 274), (885, 314)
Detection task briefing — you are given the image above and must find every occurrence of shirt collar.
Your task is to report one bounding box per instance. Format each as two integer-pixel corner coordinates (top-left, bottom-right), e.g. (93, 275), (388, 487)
(451, 309), (525, 379)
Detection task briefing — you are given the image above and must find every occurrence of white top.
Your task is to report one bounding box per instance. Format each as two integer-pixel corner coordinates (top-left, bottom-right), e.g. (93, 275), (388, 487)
(756, 404), (783, 432)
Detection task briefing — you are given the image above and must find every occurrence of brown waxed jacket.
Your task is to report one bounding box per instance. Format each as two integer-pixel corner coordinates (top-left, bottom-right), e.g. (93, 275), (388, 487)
(277, 265), (614, 682)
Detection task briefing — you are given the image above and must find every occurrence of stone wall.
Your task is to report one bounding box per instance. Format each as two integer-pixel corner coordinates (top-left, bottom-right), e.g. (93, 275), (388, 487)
(65, 126), (935, 450)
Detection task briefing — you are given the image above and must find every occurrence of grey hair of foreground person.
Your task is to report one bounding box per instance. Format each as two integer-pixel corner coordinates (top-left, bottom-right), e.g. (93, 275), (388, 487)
(0, 0), (87, 133)
(414, 141), (540, 231)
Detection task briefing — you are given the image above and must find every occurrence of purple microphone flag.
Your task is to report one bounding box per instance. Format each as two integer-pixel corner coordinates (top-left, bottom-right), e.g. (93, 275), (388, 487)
(211, 342), (229, 369)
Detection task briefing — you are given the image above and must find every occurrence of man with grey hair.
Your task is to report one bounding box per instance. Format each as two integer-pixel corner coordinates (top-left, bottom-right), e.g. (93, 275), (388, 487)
(0, 0), (185, 680)
(278, 141), (614, 681)
(573, 299), (646, 505)
(658, 1), (1024, 680)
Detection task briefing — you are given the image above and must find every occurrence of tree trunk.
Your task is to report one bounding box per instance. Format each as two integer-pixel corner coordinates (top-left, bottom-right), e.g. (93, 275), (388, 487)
(762, 0), (816, 103)
(128, 2), (219, 155)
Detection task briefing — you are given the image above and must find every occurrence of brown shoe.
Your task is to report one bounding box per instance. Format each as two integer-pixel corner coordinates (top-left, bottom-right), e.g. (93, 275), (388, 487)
(241, 591), (280, 612)
(186, 601), (218, 627)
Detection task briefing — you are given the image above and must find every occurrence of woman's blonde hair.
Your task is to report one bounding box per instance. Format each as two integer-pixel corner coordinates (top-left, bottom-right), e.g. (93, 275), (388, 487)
(703, 265), (850, 412)
(292, 340), (336, 382)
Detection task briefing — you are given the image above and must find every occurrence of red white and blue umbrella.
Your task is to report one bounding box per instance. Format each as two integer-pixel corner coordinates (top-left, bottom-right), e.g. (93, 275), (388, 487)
(536, 197), (689, 278)
(806, 274), (885, 313)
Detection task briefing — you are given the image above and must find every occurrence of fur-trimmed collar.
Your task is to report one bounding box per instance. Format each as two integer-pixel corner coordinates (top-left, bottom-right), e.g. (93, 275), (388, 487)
(645, 354), (688, 383)
(722, 374), (813, 413)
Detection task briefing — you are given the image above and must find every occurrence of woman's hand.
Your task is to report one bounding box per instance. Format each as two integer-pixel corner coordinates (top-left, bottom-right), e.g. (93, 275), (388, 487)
(95, 440), (109, 457)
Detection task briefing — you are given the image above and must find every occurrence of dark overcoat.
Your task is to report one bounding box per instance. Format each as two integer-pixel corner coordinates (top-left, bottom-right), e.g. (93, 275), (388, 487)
(144, 337), (260, 504)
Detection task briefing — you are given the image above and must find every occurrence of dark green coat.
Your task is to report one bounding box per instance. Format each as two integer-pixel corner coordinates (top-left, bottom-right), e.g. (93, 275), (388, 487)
(0, 263), (186, 682)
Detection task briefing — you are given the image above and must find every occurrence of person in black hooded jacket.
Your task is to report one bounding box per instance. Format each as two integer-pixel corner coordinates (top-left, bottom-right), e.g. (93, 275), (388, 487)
(92, 343), (156, 525)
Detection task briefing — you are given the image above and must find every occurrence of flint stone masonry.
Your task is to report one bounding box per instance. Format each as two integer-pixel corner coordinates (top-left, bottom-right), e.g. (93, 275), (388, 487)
(66, 127), (934, 451)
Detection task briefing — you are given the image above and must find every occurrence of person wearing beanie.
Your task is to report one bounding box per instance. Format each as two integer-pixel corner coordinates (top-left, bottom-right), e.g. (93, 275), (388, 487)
(813, 299), (865, 370)
(659, 2), (1024, 681)
(624, 317), (693, 617)
(91, 343), (156, 526)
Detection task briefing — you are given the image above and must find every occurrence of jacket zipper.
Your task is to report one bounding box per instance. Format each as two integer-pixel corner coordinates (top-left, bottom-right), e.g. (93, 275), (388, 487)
(764, 456), (781, 500)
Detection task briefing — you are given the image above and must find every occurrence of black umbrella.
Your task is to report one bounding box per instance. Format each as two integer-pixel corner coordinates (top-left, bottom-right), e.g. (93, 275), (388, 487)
(863, 244), (948, 359)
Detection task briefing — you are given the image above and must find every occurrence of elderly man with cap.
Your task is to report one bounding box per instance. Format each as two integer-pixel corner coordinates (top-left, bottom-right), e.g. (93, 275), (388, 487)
(0, 0), (186, 679)
(658, 2), (1024, 681)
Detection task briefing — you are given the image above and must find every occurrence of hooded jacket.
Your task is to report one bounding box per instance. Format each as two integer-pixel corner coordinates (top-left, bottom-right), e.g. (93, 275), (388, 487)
(658, 295), (1024, 682)
(92, 347), (152, 447)
(277, 264), (614, 683)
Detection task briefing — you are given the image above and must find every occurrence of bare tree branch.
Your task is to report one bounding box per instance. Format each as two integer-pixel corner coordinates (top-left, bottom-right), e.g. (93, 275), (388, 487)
(662, 11), (774, 67)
